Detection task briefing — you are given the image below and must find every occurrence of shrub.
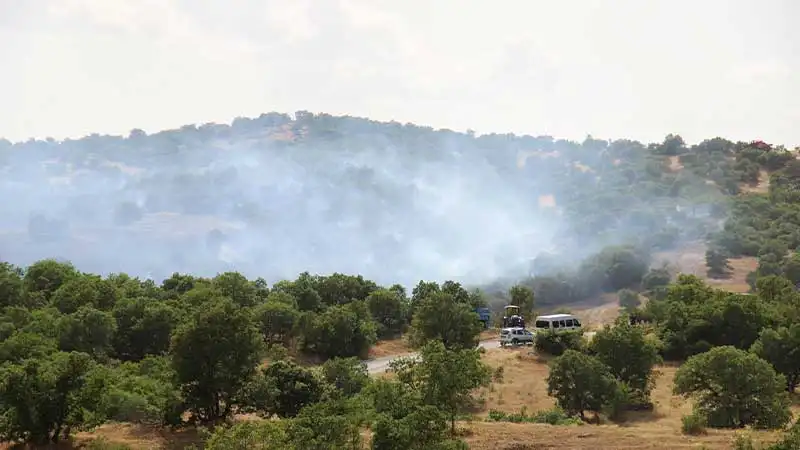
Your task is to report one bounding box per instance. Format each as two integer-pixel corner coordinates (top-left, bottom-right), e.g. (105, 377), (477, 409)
(486, 407), (582, 426)
(534, 330), (585, 356)
(681, 412), (707, 435)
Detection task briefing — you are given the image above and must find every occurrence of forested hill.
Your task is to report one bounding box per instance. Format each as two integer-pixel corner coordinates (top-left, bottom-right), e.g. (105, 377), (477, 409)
(0, 111), (796, 288)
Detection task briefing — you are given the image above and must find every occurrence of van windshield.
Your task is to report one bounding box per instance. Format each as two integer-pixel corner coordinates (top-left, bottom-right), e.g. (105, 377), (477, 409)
(535, 320), (550, 328)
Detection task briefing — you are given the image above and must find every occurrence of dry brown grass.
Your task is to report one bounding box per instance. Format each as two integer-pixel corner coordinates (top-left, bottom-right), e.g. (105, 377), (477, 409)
(705, 257), (758, 293)
(369, 337), (413, 359)
(562, 294), (621, 330)
(653, 242), (757, 294)
(73, 423), (202, 449)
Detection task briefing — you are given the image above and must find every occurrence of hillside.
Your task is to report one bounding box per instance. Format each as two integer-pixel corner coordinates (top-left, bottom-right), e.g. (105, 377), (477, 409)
(4, 114), (800, 449)
(2, 113), (792, 290)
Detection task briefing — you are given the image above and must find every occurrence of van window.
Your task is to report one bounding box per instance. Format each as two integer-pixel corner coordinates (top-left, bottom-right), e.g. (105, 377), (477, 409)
(552, 321), (560, 328)
(501, 329), (510, 335)
(566, 319), (574, 327)
(559, 320), (566, 327)
(535, 320), (550, 329)
(574, 319), (582, 327)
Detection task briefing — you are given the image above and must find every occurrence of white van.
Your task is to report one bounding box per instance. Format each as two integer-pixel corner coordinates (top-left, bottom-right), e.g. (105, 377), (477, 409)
(534, 314), (582, 332)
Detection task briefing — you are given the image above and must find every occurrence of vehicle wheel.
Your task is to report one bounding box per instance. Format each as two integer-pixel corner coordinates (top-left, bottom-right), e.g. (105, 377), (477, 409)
(511, 338), (519, 346)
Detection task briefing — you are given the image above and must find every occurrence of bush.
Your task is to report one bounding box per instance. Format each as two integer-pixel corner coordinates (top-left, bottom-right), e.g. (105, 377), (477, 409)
(617, 289), (641, 311)
(486, 407), (582, 426)
(681, 412), (707, 435)
(673, 346), (791, 430)
(534, 330), (585, 356)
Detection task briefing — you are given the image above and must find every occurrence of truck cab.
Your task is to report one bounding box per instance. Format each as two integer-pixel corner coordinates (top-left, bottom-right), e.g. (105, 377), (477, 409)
(473, 307), (491, 328)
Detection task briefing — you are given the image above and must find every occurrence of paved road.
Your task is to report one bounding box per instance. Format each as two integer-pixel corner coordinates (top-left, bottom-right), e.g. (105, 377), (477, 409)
(365, 331), (597, 374)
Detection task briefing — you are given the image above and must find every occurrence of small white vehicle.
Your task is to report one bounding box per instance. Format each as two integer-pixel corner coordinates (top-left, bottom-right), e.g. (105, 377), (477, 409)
(534, 314), (582, 332)
(500, 327), (534, 347)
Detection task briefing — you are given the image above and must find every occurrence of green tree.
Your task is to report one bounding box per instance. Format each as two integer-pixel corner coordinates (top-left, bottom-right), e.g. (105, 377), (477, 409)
(243, 359), (324, 418)
(301, 301), (377, 359)
(51, 275), (118, 313)
(321, 357), (369, 398)
(57, 306), (117, 358)
(112, 297), (178, 361)
(23, 259), (79, 305)
(781, 252), (800, 285)
(253, 299), (300, 345)
(750, 325), (800, 392)
(0, 330), (57, 364)
(546, 349), (619, 420)
(705, 247), (732, 278)
(366, 378), (465, 450)
(390, 340), (491, 434)
(171, 298), (264, 421)
(212, 271), (257, 307)
(371, 406), (456, 450)
(642, 266), (671, 291)
(673, 346), (791, 429)
(0, 262), (24, 308)
(617, 288), (641, 312)
(94, 356), (184, 426)
(204, 421), (289, 450)
(408, 292), (482, 350)
(588, 317), (661, 404)
(508, 284), (535, 319)
(366, 288), (407, 338)
(0, 351), (105, 444)
(287, 398), (364, 450)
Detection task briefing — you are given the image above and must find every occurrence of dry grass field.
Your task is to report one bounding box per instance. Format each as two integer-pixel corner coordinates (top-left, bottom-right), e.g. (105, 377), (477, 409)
(464, 348), (791, 450)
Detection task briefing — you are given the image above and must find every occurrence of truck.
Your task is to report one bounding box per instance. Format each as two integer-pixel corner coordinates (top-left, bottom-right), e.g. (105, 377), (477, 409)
(473, 307), (491, 329)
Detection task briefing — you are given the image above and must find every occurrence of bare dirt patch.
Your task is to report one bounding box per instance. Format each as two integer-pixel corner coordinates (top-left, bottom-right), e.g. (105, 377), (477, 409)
(72, 423), (202, 450)
(369, 337), (413, 359)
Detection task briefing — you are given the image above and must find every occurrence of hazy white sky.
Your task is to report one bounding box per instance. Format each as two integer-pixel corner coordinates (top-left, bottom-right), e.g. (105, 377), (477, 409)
(1, 0), (798, 146)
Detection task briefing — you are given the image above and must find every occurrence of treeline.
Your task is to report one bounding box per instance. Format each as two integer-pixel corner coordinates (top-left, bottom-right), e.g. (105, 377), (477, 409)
(0, 256), (516, 448)
(705, 146), (800, 286)
(2, 114), (788, 284)
(3, 257), (800, 447)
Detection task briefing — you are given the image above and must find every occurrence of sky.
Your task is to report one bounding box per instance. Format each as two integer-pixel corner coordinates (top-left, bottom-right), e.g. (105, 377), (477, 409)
(1, 0), (798, 147)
